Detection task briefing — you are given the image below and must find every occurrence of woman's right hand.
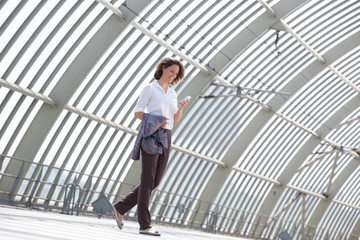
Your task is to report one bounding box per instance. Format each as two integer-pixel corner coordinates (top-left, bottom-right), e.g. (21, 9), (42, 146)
(161, 118), (169, 129)
(134, 112), (144, 120)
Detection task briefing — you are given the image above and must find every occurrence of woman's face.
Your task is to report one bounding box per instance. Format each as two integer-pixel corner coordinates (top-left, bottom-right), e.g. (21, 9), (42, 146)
(162, 64), (179, 84)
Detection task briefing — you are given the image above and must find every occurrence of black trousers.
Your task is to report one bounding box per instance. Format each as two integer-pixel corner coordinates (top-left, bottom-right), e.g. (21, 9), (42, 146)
(114, 130), (171, 230)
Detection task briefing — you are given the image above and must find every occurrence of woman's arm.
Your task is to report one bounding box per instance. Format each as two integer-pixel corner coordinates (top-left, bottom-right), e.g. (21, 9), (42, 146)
(174, 108), (183, 124)
(174, 99), (189, 124)
(136, 111), (169, 128)
(134, 112), (143, 120)
(133, 85), (151, 120)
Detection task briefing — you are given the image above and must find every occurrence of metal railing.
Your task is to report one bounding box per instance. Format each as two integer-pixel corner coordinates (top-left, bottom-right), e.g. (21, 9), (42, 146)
(61, 183), (81, 216)
(0, 154), (359, 240)
(205, 211), (218, 234)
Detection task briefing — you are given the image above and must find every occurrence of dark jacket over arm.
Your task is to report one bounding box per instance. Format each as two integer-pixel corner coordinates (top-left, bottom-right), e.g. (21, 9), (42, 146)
(131, 113), (168, 160)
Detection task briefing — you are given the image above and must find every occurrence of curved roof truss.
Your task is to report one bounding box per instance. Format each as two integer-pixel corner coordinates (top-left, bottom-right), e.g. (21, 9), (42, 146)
(0, 0), (359, 239)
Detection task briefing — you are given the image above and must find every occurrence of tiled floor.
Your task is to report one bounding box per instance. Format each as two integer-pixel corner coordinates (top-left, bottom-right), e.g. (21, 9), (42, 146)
(0, 206), (247, 240)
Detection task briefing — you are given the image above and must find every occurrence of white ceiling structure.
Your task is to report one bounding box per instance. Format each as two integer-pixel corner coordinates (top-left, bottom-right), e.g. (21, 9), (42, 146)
(0, 0), (359, 239)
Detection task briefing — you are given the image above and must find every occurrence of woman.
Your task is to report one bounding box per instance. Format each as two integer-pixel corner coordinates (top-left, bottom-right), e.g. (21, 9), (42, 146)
(112, 58), (189, 236)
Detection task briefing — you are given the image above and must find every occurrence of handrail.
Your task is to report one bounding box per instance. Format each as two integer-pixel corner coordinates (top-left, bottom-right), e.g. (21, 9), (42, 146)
(0, 154), (358, 240)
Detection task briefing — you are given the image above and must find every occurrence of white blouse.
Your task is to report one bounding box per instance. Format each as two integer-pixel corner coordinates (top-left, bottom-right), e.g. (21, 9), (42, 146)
(134, 81), (178, 130)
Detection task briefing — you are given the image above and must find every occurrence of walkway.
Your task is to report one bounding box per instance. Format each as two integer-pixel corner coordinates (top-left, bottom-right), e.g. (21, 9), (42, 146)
(0, 206), (248, 240)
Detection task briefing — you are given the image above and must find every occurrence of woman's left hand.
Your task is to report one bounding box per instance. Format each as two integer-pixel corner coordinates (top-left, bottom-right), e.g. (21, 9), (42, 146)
(179, 99), (189, 108)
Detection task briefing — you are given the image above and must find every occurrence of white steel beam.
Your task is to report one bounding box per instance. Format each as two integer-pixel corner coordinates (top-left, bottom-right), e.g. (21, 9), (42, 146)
(297, 150), (335, 172)
(64, 105), (137, 135)
(247, 32), (360, 234)
(131, 21), (210, 74)
(0, 78), (57, 108)
(301, 194), (306, 240)
(213, 75), (235, 88)
(286, 184), (326, 200)
(332, 199), (360, 211)
(65, 105), (226, 167)
(172, 145), (226, 167)
(257, 96), (319, 137)
(232, 163), (360, 212)
(257, 0), (276, 17)
(95, 0), (126, 21)
(323, 138), (360, 159)
(336, 115), (360, 129)
(213, 72), (360, 213)
(232, 166), (281, 186)
(307, 158), (359, 228)
(325, 152), (339, 196)
(179, 3), (358, 230)
(213, 76), (291, 95)
(329, 65), (360, 93)
(341, 115), (360, 127)
(267, 192), (302, 226)
(279, 19), (325, 64)
(214, 76), (360, 160)
(267, 182), (360, 225)
(214, 76), (319, 137)
(212, 73), (360, 212)
(0, 1), (152, 199)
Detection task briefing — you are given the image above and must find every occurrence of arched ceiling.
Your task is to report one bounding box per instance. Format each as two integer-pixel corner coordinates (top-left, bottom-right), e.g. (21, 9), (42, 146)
(0, 0), (359, 239)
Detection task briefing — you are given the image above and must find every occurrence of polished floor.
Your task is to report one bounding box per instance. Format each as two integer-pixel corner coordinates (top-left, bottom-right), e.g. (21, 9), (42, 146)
(0, 206), (248, 240)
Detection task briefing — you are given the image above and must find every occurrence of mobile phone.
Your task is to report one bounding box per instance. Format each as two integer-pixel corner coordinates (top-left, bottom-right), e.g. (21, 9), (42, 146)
(183, 96), (191, 101)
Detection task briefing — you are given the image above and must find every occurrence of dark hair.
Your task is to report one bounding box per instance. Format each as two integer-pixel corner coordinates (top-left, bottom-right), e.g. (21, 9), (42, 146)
(154, 57), (185, 85)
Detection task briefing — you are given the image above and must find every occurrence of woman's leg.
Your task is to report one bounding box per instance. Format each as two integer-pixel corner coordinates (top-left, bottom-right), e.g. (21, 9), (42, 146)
(138, 130), (171, 230)
(153, 131), (171, 188)
(137, 150), (159, 230)
(113, 151), (165, 226)
(115, 131), (172, 230)
(114, 185), (140, 215)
